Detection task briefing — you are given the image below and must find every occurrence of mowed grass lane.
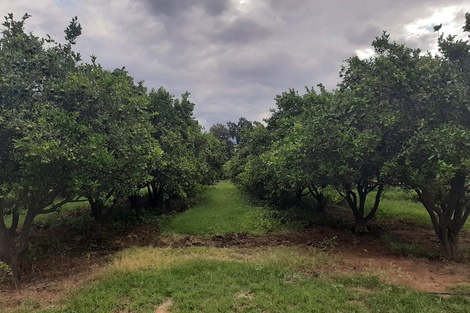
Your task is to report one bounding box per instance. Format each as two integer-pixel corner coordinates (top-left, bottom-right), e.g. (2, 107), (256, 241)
(161, 180), (280, 236)
(14, 247), (470, 313)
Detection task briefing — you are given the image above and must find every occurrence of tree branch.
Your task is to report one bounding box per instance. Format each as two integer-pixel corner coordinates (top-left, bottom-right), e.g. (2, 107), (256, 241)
(38, 197), (72, 215)
(9, 209), (19, 237)
(336, 187), (346, 198)
(0, 204), (6, 233)
(365, 184), (384, 222)
(417, 188), (441, 236)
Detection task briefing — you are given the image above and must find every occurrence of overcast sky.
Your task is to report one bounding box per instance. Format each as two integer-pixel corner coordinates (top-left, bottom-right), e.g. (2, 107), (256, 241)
(1, 1), (468, 129)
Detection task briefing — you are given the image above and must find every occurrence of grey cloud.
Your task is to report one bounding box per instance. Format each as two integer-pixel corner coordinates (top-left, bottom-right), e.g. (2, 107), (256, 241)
(213, 17), (273, 45)
(269, 0), (309, 11)
(223, 53), (293, 85)
(1, 0), (469, 130)
(347, 25), (384, 46)
(139, 0), (231, 17)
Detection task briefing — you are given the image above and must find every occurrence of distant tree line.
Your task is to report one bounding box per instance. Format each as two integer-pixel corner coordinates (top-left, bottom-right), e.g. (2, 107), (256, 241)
(225, 14), (470, 260)
(209, 117), (261, 160)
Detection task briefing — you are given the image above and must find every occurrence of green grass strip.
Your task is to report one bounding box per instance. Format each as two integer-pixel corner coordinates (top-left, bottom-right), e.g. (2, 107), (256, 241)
(29, 256), (470, 313)
(161, 181), (282, 236)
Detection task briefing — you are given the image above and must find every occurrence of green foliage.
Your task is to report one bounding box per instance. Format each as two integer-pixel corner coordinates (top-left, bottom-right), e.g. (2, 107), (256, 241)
(227, 117), (255, 145)
(0, 13), (224, 278)
(146, 88), (225, 208)
(225, 123), (272, 193)
(0, 13), (83, 278)
(49, 63), (161, 225)
(0, 260), (12, 278)
(209, 122), (235, 159)
(377, 25), (470, 258)
(229, 14), (470, 256)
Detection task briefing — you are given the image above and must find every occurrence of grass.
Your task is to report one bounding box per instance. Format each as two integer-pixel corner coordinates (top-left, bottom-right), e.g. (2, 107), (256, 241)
(160, 181), (290, 236)
(3, 200), (90, 229)
(360, 187), (470, 230)
(10, 247), (470, 313)
(34, 248), (349, 313)
(381, 233), (439, 259)
(377, 188), (437, 228)
(4, 182), (470, 312)
(262, 186), (453, 232)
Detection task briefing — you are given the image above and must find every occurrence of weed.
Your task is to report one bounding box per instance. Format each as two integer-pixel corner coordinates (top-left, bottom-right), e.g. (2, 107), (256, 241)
(0, 261), (12, 282)
(382, 233), (438, 259)
(317, 236), (338, 250)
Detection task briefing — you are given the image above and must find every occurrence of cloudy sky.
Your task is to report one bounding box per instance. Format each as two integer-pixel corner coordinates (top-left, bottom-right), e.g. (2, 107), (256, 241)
(0, 1), (468, 129)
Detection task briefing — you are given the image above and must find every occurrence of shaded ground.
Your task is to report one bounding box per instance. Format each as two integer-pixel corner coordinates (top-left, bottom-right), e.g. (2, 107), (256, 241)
(1, 220), (469, 311)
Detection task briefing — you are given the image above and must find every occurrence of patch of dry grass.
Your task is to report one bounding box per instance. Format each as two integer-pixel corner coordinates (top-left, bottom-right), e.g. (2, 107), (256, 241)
(106, 246), (332, 274)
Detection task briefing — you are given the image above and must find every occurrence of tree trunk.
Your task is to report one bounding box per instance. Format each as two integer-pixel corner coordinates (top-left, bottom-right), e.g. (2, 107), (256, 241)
(0, 204), (15, 279)
(308, 186), (326, 212)
(316, 193), (326, 212)
(129, 195), (145, 217)
(90, 200), (105, 237)
(341, 182), (383, 233)
(354, 218), (368, 233)
(148, 182), (165, 209)
(417, 175), (468, 260)
(0, 228), (13, 278)
(438, 227), (460, 259)
(89, 196), (119, 236)
(1, 195), (69, 286)
(147, 184), (154, 205)
(0, 241), (19, 288)
(0, 208), (36, 286)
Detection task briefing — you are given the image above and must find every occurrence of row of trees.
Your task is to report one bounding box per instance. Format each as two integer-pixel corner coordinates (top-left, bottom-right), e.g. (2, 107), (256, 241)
(227, 15), (470, 259)
(0, 14), (225, 280)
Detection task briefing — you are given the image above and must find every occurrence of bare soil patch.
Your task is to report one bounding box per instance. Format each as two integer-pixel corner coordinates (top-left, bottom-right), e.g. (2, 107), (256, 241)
(155, 298), (173, 313)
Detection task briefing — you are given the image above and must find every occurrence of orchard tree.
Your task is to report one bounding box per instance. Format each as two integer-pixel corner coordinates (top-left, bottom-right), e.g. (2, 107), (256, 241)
(388, 124), (469, 258)
(146, 88), (222, 208)
(258, 87), (333, 209)
(227, 117), (255, 145)
(229, 90), (311, 202)
(267, 88), (307, 136)
(264, 83), (388, 231)
(147, 88), (199, 207)
(323, 32), (441, 232)
(383, 17), (470, 258)
(209, 123), (234, 159)
(53, 62), (161, 234)
(226, 123), (272, 197)
(193, 132), (226, 185)
(340, 19), (470, 256)
(0, 13), (81, 280)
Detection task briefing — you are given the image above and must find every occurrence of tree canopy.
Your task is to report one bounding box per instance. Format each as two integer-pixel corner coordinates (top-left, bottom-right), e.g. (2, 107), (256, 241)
(228, 15), (470, 258)
(0, 14), (226, 280)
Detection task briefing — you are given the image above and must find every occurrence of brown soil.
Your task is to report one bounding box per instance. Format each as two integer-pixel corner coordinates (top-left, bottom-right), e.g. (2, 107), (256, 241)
(1, 221), (469, 311)
(155, 298), (173, 313)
